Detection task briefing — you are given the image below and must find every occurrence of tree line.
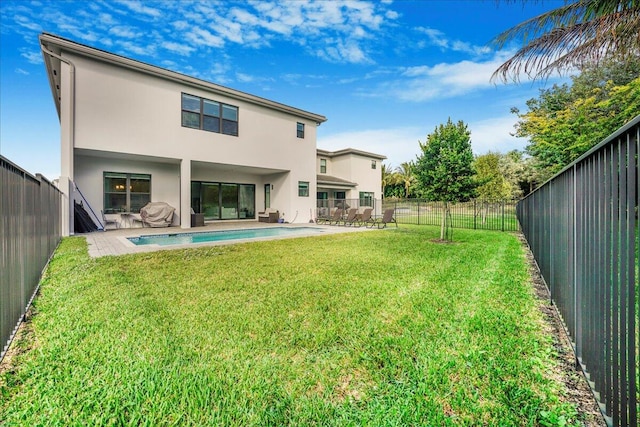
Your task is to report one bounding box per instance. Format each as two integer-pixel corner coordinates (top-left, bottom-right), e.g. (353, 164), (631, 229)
(383, 57), (640, 202)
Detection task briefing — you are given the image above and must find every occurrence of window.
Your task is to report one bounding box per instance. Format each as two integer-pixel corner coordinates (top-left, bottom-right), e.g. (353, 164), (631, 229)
(371, 160), (377, 169)
(182, 93), (238, 136)
(297, 122), (305, 138)
(359, 191), (374, 207)
(298, 181), (309, 197)
(104, 172), (151, 213)
(320, 159), (326, 174)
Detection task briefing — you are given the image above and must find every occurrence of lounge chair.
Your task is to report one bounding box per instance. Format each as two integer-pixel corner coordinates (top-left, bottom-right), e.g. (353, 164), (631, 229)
(258, 208), (279, 223)
(340, 208), (359, 226)
(101, 210), (119, 230)
(355, 207), (374, 227)
(369, 208), (398, 229)
(316, 207), (333, 224)
(327, 208), (344, 225)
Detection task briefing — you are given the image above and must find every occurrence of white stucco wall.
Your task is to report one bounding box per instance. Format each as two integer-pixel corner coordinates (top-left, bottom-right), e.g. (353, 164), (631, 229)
(58, 50), (319, 229)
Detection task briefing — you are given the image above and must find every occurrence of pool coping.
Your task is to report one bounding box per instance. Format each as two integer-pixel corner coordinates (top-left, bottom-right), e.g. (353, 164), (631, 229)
(81, 221), (369, 258)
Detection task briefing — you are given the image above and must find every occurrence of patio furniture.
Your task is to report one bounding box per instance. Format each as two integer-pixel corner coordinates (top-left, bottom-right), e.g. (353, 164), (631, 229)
(340, 208), (359, 226)
(328, 208), (344, 225)
(355, 207), (374, 227)
(258, 208), (279, 223)
(101, 210), (119, 230)
(130, 213), (145, 228)
(369, 208), (398, 229)
(190, 208), (204, 227)
(140, 202), (175, 227)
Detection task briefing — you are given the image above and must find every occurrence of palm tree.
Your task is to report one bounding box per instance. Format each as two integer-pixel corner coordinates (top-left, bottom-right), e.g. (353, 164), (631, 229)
(395, 161), (416, 198)
(381, 163), (394, 198)
(492, 0), (640, 82)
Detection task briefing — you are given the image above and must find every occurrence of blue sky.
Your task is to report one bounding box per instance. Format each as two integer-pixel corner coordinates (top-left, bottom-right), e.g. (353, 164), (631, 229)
(0, 0), (564, 180)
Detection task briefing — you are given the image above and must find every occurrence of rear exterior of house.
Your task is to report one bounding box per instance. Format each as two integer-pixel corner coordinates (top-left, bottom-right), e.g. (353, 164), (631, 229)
(40, 33), (328, 236)
(316, 148), (386, 212)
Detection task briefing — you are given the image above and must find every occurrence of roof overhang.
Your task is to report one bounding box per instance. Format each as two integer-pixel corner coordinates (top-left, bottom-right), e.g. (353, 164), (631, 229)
(317, 147), (387, 160)
(39, 32), (327, 125)
(317, 174), (357, 188)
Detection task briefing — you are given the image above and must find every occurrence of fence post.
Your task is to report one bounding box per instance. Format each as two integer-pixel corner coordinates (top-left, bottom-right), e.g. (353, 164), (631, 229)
(474, 200), (477, 230)
(501, 200), (505, 232)
(417, 200), (420, 225)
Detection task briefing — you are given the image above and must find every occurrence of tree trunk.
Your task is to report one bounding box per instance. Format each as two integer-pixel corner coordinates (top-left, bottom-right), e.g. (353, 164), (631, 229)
(440, 201), (448, 240)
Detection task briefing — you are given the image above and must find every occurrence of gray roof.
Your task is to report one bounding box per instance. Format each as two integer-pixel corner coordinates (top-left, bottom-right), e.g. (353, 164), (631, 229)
(317, 174), (357, 187)
(316, 148), (386, 160)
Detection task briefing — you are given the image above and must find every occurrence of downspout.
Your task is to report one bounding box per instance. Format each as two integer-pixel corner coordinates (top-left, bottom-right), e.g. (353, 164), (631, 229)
(40, 42), (76, 236)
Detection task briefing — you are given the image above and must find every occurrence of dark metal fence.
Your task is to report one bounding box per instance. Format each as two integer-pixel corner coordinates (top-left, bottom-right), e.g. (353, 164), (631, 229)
(316, 198), (518, 231)
(382, 199), (519, 231)
(1, 156), (62, 362)
(517, 116), (638, 427)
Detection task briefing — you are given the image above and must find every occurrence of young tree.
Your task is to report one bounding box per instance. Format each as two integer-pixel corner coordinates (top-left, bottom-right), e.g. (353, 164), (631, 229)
(415, 119), (476, 241)
(492, 0), (640, 82)
(474, 152), (513, 225)
(499, 150), (545, 197)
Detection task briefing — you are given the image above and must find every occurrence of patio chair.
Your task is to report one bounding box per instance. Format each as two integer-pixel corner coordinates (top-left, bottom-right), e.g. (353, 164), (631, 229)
(340, 208), (359, 226)
(101, 210), (119, 230)
(130, 213), (146, 228)
(355, 207), (374, 227)
(327, 208), (344, 225)
(258, 207), (279, 223)
(315, 207), (333, 224)
(369, 208), (398, 229)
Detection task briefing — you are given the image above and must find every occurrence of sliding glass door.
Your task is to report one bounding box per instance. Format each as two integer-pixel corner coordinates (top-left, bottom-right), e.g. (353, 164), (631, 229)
(192, 181), (255, 221)
(221, 184), (238, 219)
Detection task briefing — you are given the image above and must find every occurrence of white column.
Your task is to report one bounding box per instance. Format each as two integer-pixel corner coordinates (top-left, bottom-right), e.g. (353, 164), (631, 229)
(60, 61), (74, 236)
(180, 158), (191, 229)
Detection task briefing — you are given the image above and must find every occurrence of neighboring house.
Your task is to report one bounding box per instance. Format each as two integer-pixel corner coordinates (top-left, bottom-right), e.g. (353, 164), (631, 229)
(39, 33), (385, 236)
(316, 148), (386, 210)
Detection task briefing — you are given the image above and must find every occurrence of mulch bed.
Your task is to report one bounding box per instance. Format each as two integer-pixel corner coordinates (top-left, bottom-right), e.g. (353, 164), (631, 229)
(518, 233), (606, 426)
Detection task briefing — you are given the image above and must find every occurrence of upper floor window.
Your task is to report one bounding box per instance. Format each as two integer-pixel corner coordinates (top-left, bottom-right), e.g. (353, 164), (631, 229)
(182, 93), (238, 136)
(371, 160), (377, 169)
(104, 172), (151, 213)
(320, 159), (327, 174)
(297, 122), (305, 138)
(298, 181), (309, 197)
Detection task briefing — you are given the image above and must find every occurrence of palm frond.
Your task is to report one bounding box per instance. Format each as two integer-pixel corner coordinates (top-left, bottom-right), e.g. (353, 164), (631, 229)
(492, 0), (640, 82)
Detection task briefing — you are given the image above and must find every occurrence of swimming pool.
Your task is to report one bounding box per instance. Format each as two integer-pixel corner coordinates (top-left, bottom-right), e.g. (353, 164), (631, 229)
(127, 226), (324, 246)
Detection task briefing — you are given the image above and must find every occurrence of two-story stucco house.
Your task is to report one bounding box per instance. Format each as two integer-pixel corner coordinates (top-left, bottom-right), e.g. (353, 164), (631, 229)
(40, 33), (384, 236)
(316, 148), (386, 209)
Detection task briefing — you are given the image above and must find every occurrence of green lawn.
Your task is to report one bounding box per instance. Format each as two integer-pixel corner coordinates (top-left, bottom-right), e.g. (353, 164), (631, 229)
(1, 226), (579, 426)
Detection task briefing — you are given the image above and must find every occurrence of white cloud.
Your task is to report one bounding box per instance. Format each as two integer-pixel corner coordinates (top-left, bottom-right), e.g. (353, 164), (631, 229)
(415, 26), (491, 56)
(117, 40), (155, 56)
(373, 51), (517, 102)
(467, 115), (525, 155)
(115, 0), (161, 18)
(14, 15), (42, 31)
(15, 68), (30, 75)
(20, 50), (42, 64)
(185, 27), (225, 48)
(161, 41), (194, 56)
(109, 26), (142, 39)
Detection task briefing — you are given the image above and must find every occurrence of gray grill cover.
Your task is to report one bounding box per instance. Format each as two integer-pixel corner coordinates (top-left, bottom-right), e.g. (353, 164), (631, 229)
(140, 202), (175, 227)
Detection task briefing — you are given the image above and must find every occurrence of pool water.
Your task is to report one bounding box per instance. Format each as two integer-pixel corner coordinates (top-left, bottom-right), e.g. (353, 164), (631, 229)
(127, 226), (323, 246)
